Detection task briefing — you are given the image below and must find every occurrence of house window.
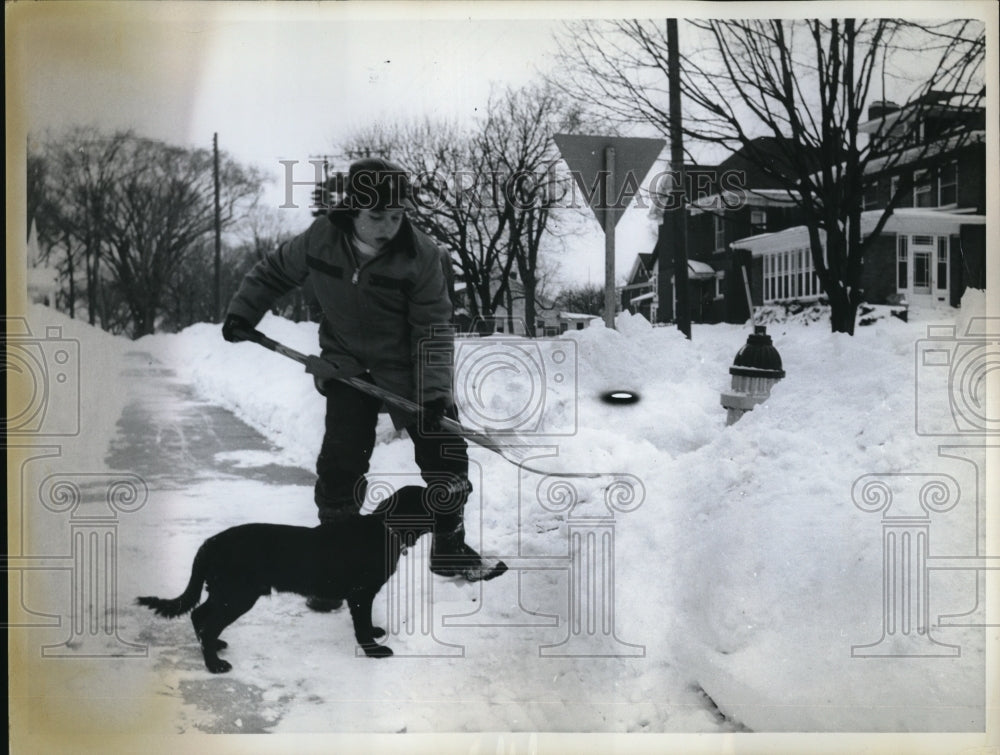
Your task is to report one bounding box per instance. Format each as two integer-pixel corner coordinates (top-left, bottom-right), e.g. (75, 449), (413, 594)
(890, 175), (904, 207)
(714, 272), (725, 300)
(714, 214), (726, 251)
(913, 170), (934, 208)
(750, 210), (767, 235)
(863, 180), (879, 210)
(762, 247), (821, 303)
(897, 235), (909, 291)
(937, 237), (949, 292)
(938, 162), (958, 207)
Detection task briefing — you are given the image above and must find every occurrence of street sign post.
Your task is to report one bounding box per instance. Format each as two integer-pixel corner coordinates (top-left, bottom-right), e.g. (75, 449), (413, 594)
(554, 134), (665, 329)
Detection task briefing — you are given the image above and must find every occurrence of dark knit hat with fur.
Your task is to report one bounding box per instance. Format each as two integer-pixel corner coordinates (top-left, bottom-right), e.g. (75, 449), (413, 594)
(345, 157), (411, 211)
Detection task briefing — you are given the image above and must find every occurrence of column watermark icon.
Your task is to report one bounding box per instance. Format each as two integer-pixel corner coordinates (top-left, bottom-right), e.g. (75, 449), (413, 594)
(361, 462), (646, 658)
(851, 473), (962, 657)
(5, 466), (149, 658)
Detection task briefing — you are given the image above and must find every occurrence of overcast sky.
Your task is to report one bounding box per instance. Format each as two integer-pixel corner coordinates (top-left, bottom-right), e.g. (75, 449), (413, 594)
(15, 4), (562, 213)
(9, 1), (996, 289)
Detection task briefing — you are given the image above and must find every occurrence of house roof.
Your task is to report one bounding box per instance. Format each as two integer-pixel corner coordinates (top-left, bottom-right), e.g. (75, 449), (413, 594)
(859, 92), (985, 134)
(648, 136), (816, 223)
(689, 188), (800, 214)
(686, 260), (717, 279)
(715, 136), (803, 189)
(863, 130), (985, 175)
(625, 252), (657, 285)
(730, 208), (985, 255)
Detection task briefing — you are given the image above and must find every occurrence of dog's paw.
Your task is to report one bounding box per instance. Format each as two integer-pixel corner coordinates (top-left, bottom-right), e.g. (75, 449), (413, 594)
(361, 643), (393, 659)
(205, 657), (232, 673)
(371, 626), (386, 639)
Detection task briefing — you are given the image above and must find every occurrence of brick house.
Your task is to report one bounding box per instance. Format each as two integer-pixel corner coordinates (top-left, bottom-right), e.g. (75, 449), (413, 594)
(624, 138), (807, 324)
(623, 93), (986, 323)
(729, 93), (986, 312)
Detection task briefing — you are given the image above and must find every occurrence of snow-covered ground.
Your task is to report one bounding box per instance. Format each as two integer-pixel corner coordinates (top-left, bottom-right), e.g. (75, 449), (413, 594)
(9, 293), (997, 750)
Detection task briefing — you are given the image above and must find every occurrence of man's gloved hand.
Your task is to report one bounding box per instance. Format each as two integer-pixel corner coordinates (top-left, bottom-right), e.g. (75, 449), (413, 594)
(421, 397), (451, 433)
(222, 314), (252, 343)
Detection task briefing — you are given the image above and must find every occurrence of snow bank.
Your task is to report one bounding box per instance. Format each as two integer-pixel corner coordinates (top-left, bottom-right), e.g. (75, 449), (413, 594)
(127, 295), (990, 732)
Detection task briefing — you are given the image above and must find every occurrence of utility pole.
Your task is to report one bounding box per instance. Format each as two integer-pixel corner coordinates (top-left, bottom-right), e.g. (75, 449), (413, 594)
(667, 19), (691, 339)
(603, 145), (616, 329)
(213, 132), (222, 322)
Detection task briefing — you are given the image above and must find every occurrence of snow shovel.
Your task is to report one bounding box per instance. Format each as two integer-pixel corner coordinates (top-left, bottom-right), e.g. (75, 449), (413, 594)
(234, 326), (599, 479)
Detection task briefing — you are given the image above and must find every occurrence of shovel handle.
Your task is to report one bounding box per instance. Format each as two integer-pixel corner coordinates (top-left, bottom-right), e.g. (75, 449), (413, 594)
(232, 326), (601, 478)
(235, 327), (310, 366)
(233, 325), (423, 413)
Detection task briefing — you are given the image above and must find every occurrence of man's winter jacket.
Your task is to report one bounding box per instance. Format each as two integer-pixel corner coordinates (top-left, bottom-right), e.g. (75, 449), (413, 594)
(226, 212), (455, 427)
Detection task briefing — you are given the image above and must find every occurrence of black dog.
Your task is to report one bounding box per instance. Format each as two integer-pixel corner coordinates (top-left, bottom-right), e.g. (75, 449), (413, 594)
(138, 485), (439, 673)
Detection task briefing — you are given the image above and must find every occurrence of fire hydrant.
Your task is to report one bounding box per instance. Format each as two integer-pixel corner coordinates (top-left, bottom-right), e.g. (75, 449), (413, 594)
(720, 325), (785, 425)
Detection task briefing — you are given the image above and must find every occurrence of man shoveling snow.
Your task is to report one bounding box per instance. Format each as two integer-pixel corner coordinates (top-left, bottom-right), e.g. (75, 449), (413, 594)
(222, 158), (506, 596)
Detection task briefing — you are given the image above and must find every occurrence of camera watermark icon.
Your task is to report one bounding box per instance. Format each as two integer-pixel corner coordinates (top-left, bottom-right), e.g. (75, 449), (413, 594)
(419, 324), (578, 436)
(2, 318), (81, 437)
(915, 317), (999, 437)
(4, 470), (149, 658)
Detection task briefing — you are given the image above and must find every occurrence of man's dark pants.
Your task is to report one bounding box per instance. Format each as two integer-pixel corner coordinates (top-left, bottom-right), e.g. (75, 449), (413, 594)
(314, 376), (470, 535)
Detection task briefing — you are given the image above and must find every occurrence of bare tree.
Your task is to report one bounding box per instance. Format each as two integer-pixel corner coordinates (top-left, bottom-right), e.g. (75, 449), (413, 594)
(30, 127), (128, 324)
(479, 81), (582, 336)
(553, 282), (605, 317)
(31, 129), (264, 336)
(338, 119), (517, 328)
(102, 135), (263, 335)
(555, 18), (985, 333)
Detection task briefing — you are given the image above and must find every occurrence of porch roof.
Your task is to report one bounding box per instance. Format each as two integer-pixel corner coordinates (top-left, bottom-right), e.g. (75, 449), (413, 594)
(730, 208), (985, 256)
(688, 188), (799, 214)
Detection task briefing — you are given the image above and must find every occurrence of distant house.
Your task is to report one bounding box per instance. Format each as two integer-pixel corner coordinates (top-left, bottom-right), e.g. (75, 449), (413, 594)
(619, 253), (719, 324)
(26, 220), (58, 306)
(557, 311), (601, 332)
(619, 252), (657, 321)
(453, 269), (564, 336)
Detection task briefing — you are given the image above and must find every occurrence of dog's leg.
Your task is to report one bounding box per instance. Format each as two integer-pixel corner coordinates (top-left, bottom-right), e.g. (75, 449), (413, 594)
(347, 591), (392, 658)
(192, 589), (259, 673)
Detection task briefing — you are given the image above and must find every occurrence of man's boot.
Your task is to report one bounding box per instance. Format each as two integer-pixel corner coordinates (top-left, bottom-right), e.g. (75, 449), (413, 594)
(429, 521), (507, 582)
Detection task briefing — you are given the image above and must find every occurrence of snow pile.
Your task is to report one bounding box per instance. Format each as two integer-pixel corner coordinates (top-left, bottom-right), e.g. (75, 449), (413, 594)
(128, 295), (990, 732)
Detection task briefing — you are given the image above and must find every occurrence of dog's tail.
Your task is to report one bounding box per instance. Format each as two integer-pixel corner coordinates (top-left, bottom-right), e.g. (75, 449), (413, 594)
(136, 542), (210, 618)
